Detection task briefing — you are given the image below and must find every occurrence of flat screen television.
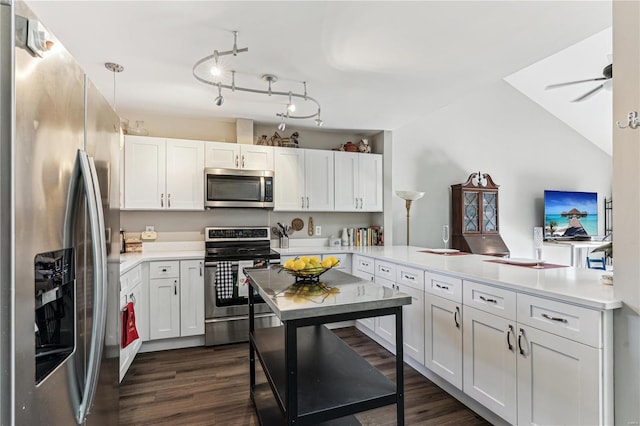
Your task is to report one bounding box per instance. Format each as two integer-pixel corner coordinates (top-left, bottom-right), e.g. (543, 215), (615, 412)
(544, 190), (598, 239)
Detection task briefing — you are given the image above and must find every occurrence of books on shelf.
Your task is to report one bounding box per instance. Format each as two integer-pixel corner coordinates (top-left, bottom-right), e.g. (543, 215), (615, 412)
(346, 226), (384, 247)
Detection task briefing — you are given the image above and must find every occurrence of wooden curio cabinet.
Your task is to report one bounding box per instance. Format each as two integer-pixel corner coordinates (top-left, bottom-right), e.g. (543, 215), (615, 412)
(451, 172), (509, 257)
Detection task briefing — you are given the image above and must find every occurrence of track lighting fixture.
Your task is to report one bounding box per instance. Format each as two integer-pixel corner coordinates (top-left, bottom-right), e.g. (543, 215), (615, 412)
(214, 83), (224, 106)
(193, 31), (323, 126)
(314, 109), (323, 127)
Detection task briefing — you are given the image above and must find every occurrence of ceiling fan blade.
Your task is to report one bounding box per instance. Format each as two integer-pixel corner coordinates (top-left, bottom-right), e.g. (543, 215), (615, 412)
(546, 77), (608, 90)
(571, 84), (605, 102)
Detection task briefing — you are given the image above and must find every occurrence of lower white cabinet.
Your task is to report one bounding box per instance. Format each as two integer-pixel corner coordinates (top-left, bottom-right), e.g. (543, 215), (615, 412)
(352, 258), (376, 331)
(424, 292), (463, 390)
(149, 277), (180, 339)
(119, 265), (144, 382)
(149, 259), (204, 340)
(463, 306), (517, 424)
(374, 276), (396, 345)
(516, 324), (600, 426)
(180, 260), (205, 337)
(397, 282), (424, 364)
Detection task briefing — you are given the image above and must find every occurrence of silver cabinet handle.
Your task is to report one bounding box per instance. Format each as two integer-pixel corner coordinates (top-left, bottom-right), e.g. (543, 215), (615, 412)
(362, 262), (369, 267)
(355, 197), (358, 209)
(380, 267), (390, 273)
(168, 193), (171, 208)
(435, 283), (449, 290)
(480, 295), (497, 304)
(129, 293), (136, 304)
(306, 196), (309, 208)
(359, 198), (363, 209)
(403, 274), (415, 281)
(518, 328), (526, 355)
(235, 155), (239, 167)
(162, 268), (167, 272)
(454, 306), (460, 328)
(174, 280), (178, 295)
(301, 196), (304, 209)
(542, 313), (568, 323)
(241, 155), (245, 168)
(161, 193), (164, 207)
(200, 262), (203, 276)
(507, 324), (514, 351)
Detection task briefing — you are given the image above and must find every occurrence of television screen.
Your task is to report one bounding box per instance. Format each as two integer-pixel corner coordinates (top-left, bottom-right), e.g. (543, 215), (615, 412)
(544, 190), (598, 239)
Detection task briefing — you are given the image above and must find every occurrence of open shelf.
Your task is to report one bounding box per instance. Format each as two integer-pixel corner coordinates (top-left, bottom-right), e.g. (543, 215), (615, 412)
(251, 325), (396, 424)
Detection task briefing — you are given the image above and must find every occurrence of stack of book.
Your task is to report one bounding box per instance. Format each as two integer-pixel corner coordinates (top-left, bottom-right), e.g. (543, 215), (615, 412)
(345, 226), (384, 246)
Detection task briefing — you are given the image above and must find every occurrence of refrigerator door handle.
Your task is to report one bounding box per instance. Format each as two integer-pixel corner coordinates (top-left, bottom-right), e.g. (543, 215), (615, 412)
(65, 150), (108, 424)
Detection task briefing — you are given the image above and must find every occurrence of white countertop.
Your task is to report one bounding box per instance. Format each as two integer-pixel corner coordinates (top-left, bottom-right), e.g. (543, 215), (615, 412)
(276, 245), (621, 310)
(119, 250), (205, 274)
(119, 243), (620, 310)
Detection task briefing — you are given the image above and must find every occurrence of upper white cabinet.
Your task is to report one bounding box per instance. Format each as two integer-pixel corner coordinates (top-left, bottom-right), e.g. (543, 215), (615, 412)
(334, 152), (383, 212)
(274, 148), (334, 211)
(124, 135), (204, 210)
(205, 141), (274, 170)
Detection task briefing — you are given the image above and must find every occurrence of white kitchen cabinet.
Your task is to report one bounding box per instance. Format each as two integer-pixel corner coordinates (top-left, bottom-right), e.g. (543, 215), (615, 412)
(516, 324), (600, 426)
(374, 276), (397, 346)
(205, 141), (273, 170)
(274, 148), (334, 211)
(149, 277), (180, 340)
(179, 260), (205, 337)
(149, 259), (205, 341)
(462, 306), (517, 424)
(334, 151), (383, 212)
(424, 292), (463, 390)
(397, 282), (424, 364)
(352, 255), (376, 331)
(119, 267), (145, 382)
(123, 136), (165, 210)
(124, 136), (204, 210)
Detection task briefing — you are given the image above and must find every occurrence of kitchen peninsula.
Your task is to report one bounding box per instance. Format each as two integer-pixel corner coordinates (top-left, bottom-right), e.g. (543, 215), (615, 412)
(245, 266), (411, 425)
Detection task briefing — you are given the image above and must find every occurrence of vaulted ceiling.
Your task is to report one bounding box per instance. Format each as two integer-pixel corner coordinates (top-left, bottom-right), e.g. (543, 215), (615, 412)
(27, 1), (611, 148)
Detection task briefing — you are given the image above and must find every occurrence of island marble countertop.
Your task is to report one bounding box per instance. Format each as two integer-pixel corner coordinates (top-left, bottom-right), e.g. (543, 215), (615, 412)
(245, 266), (412, 321)
(276, 245), (621, 310)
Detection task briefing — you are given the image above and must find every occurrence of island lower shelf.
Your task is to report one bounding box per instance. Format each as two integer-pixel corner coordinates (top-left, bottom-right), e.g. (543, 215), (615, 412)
(251, 325), (397, 424)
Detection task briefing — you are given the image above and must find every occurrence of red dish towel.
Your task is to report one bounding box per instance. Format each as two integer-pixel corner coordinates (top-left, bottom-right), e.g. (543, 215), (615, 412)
(121, 301), (140, 349)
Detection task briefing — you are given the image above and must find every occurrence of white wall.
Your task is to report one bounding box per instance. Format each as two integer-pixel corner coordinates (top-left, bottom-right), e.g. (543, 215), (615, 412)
(392, 79), (612, 257)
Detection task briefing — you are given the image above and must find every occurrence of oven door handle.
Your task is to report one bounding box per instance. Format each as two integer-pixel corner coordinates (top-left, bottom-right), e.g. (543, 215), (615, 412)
(205, 261), (240, 267)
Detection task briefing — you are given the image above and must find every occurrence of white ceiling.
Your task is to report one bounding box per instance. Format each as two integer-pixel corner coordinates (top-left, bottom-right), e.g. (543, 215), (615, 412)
(505, 27), (612, 155)
(26, 1), (612, 138)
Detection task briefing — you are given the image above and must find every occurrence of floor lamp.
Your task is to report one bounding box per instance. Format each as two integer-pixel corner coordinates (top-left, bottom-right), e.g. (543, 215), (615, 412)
(395, 190), (425, 246)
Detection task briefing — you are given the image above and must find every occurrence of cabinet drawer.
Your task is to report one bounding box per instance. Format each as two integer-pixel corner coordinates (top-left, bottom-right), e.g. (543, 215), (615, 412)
(323, 253), (351, 271)
(425, 271), (462, 303)
(353, 255), (374, 274)
(374, 260), (396, 281)
(120, 265), (141, 292)
(396, 264), (424, 291)
(149, 261), (180, 279)
(463, 280), (516, 320)
(517, 293), (602, 348)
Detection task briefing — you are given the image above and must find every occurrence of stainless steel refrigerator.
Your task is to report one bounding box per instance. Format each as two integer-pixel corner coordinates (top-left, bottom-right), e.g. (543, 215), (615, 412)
(0, 1), (120, 424)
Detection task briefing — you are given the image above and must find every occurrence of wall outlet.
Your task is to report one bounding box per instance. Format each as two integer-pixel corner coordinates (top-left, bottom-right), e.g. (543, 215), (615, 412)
(315, 226), (321, 236)
(145, 225), (155, 232)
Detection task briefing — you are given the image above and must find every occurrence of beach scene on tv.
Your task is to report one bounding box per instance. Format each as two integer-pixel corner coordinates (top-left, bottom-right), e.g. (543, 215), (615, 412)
(544, 191), (598, 239)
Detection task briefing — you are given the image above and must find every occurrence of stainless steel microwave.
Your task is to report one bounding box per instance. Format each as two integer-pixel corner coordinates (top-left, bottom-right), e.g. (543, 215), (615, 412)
(204, 168), (274, 208)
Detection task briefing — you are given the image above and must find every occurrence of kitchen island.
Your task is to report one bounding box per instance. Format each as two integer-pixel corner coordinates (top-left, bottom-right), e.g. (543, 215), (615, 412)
(245, 266), (412, 426)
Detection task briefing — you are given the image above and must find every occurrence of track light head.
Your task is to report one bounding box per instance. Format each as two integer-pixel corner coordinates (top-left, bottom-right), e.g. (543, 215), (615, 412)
(315, 118), (323, 127)
(214, 84), (224, 106)
(278, 119), (286, 131)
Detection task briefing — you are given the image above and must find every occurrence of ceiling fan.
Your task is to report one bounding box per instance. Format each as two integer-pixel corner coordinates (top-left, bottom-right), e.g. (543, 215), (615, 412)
(545, 62), (612, 103)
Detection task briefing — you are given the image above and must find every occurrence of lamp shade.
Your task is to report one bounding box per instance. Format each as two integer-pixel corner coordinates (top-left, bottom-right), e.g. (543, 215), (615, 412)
(395, 190), (425, 201)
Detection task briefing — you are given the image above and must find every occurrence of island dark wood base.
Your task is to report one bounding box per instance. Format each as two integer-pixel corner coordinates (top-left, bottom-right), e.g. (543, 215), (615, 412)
(248, 294), (405, 425)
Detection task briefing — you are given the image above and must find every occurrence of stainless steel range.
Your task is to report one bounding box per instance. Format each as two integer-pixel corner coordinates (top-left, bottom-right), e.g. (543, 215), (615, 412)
(204, 227), (281, 346)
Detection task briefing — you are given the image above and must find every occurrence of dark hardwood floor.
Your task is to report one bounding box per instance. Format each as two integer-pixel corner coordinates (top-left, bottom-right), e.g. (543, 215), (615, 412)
(119, 327), (490, 425)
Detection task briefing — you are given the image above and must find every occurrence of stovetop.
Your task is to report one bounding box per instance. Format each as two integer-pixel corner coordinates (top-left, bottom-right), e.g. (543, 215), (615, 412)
(204, 227), (279, 262)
